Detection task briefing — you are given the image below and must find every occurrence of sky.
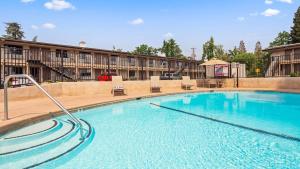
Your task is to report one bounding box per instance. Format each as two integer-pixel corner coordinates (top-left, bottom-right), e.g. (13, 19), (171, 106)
(0, 0), (299, 59)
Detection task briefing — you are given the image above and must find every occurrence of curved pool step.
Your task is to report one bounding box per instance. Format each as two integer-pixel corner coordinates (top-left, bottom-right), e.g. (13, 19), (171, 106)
(25, 119), (94, 169)
(0, 119), (94, 169)
(0, 120), (75, 156)
(0, 120), (63, 147)
(1, 120), (58, 140)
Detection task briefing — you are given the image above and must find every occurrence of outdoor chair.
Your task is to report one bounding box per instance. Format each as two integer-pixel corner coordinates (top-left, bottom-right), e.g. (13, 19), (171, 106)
(196, 79), (206, 88)
(207, 79), (217, 88)
(216, 79), (225, 88)
(181, 76), (193, 90)
(112, 76), (126, 96)
(150, 76), (161, 93)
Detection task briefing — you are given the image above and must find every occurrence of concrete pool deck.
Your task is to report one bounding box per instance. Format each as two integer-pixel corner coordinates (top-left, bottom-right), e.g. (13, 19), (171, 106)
(1, 79), (300, 135)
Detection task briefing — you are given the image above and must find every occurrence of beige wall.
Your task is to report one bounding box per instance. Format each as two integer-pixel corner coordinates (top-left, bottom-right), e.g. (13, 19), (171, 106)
(1, 78), (300, 102)
(237, 77), (300, 89)
(271, 51), (285, 57)
(0, 80), (197, 101)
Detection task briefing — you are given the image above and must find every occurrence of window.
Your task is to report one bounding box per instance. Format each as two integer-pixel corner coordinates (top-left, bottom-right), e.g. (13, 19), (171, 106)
(4, 45), (23, 55)
(56, 50), (69, 58)
(79, 52), (90, 60)
(12, 67), (23, 74)
(128, 57), (135, 66)
(79, 69), (91, 76)
(149, 59), (154, 67)
(129, 70), (135, 77)
(111, 56), (117, 65)
(79, 52), (91, 64)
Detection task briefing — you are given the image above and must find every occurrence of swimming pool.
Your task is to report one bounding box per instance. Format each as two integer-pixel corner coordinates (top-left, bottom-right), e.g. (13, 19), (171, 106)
(1, 91), (300, 168)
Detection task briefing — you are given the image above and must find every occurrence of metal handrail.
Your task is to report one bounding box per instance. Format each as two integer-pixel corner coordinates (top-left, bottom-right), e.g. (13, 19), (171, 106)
(3, 74), (85, 139)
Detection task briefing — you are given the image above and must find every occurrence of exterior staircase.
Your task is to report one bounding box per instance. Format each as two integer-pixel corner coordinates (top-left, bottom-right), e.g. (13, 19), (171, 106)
(27, 60), (76, 81)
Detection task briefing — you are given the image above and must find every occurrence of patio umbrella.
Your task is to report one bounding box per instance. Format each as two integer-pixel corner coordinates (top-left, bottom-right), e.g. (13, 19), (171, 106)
(201, 58), (229, 66)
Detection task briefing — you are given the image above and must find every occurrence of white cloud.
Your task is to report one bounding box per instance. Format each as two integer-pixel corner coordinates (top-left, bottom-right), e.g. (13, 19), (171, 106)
(237, 17), (245, 21)
(265, 0), (273, 4)
(129, 18), (144, 25)
(44, 0), (75, 11)
(277, 0), (293, 4)
(164, 32), (174, 39)
(42, 23), (56, 29)
(21, 0), (35, 3)
(261, 8), (280, 17)
(31, 25), (39, 30)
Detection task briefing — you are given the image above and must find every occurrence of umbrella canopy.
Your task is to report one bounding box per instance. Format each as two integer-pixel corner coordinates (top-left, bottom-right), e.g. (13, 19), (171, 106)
(201, 58), (229, 66)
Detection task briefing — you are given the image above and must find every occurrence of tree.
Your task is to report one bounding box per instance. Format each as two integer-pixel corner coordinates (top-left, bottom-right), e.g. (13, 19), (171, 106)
(269, 31), (291, 47)
(132, 44), (158, 56)
(215, 45), (229, 61)
(291, 6), (300, 43)
(232, 52), (256, 76)
(160, 38), (183, 58)
(2, 22), (25, 40)
(228, 46), (240, 58)
(202, 37), (215, 60)
(239, 40), (247, 53)
(254, 41), (262, 57)
(32, 36), (38, 42)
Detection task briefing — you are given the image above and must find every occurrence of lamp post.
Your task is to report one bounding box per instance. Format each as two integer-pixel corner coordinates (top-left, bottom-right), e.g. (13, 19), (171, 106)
(236, 63), (240, 88)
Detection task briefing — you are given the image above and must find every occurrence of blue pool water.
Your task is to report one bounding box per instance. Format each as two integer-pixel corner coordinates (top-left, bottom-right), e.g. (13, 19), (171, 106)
(1, 91), (300, 168)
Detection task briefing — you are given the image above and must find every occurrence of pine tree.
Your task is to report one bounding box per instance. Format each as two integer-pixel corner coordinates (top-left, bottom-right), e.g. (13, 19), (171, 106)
(2, 22), (25, 40)
(239, 40), (246, 53)
(291, 6), (300, 43)
(255, 41), (262, 57)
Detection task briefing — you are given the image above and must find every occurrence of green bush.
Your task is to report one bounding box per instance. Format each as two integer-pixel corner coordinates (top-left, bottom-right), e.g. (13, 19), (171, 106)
(290, 72), (300, 77)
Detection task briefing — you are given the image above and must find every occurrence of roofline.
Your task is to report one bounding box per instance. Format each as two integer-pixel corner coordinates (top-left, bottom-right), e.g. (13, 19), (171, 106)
(263, 43), (300, 52)
(0, 38), (200, 62)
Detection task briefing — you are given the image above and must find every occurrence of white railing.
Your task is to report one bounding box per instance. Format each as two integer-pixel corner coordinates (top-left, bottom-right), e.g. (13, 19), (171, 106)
(3, 74), (85, 139)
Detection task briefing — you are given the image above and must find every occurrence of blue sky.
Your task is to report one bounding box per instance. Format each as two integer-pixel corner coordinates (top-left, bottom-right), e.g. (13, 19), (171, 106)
(0, 0), (299, 59)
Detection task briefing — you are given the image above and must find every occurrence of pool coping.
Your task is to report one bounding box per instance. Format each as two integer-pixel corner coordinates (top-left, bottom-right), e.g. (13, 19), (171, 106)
(1, 88), (300, 135)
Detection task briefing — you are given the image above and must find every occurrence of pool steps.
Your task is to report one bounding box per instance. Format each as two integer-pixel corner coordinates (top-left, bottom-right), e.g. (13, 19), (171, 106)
(0, 119), (94, 168)
(0, 120), (63, 147)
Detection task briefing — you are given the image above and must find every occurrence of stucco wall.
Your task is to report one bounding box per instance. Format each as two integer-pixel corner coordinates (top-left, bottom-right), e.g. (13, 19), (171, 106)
(238, 77), (300, 89)
(1, 78), (300, 102)
(0, 80), (197, 101)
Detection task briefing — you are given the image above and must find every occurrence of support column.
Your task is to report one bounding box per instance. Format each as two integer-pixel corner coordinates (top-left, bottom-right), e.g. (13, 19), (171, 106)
(40, 66), (43, 82)
(107, 54), (111, 75)
(91, 52), (95, 80)
(291, 49), (295, 74)
(75, 51), (79, 80)
(24, 46), (31, 76)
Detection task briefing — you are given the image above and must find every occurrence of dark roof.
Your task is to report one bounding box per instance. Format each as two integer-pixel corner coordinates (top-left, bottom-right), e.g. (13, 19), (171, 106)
(0, 38), (200, 62)
(263, 43), (300, 52)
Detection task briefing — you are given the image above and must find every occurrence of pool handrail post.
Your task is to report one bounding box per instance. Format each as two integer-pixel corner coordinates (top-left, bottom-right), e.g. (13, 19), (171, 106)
(3, 74), (85, 139)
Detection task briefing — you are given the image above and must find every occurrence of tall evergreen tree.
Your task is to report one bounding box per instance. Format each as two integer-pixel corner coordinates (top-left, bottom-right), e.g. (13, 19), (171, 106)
(291, 6), (300, 43)
(254, 41), (262, 57)
(2, 22), (25, 40)
(202, 37), (215, 60)
(239, 40), (247, 53)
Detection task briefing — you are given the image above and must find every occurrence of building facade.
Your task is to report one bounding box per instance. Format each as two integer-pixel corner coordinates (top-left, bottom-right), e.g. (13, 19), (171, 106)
(264, 43), (300, 77)
(0, 38), (203, 85)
